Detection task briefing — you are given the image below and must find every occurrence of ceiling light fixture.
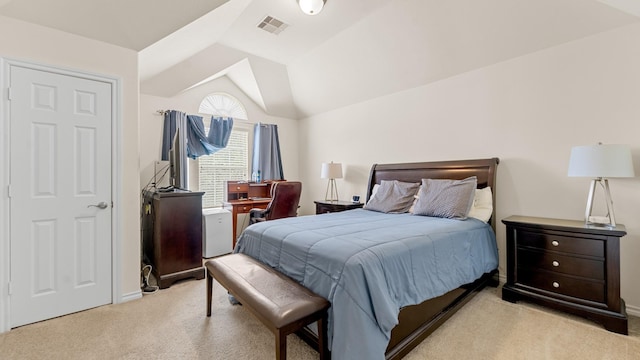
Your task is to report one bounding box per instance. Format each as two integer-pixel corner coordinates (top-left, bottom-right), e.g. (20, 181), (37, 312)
(297, 0), (326, 15)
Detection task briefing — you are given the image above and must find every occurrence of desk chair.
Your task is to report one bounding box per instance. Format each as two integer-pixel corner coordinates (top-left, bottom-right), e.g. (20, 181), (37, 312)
(249, 181), (302, 225)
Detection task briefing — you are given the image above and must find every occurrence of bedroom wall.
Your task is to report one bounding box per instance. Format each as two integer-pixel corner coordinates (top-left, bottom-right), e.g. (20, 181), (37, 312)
(139, 76), (300, 197)
(0, 16), (141, 299)
(297, 23), (640, 315)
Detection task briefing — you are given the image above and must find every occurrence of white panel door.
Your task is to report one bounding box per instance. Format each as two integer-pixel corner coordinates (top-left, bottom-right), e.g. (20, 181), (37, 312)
(9, 66), (112, 328)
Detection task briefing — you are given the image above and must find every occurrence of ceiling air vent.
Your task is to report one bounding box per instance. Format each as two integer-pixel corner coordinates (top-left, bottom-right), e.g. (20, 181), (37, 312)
(257, 16), (288, 35)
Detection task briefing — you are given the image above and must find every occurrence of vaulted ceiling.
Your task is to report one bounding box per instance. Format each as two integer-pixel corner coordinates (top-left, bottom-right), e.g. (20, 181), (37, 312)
(1, 0), (638, 119)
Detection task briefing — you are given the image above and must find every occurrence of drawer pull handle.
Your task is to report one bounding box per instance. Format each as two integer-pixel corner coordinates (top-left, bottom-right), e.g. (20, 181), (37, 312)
(552, 281), (560, 288)
(551, 240), (559, 247)
(236, 186), (241, 190)
(552, 261), (560, 267)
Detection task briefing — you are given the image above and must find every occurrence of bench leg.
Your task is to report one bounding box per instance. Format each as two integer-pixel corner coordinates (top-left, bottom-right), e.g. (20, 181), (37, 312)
(276, 330), (286, 360)
(317, 314), (329, 360)
(206, 270), (213, 317)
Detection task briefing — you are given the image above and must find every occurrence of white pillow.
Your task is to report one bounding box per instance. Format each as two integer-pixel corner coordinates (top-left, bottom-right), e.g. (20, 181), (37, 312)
(367, 184), (380, 204)
(467, 187), (493, 223)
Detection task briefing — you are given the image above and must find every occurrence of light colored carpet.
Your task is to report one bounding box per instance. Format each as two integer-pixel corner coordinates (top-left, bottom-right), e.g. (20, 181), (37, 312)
(1, 278), (638, 359)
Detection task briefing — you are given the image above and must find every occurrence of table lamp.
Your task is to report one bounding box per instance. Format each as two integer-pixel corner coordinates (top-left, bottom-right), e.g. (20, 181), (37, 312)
(321, 162), (342, 202)
(568, 143), (634, 227)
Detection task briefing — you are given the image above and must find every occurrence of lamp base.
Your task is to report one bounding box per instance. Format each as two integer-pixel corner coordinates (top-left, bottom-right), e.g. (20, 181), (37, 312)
(325, 179), (339, 202)
(586, 217), (615, 229)
(584, 178), (616, 228)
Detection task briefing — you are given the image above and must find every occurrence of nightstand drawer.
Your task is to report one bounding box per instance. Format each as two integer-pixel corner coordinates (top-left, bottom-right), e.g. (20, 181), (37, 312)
(518, 229), (604, 257)
(517, 248), (604, 280)
(517, 269), (605, 303)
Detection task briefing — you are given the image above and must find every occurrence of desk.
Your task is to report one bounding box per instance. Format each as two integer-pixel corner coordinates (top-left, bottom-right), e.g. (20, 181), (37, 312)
(226, 181), (274, 201)
(223, 198), (271, 247)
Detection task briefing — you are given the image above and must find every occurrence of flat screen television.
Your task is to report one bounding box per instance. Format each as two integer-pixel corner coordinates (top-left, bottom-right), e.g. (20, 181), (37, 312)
(169, 127), (185, 190)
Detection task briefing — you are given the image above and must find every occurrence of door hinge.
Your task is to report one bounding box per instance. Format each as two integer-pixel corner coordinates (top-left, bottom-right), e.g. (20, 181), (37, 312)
(7, 87), (12, 100)
(7, 184), (12, 198)
(7, 282), (12, 295)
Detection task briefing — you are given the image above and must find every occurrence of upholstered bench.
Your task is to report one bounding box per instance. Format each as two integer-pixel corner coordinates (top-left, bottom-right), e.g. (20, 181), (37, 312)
(205, 254), (330, 360)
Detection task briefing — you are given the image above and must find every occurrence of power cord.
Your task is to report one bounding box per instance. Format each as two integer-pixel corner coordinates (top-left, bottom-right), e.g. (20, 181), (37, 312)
(141, 264), (159, 294)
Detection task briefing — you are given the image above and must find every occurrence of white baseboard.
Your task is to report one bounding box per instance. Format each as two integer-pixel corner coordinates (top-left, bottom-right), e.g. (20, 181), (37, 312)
(120, 289), (142, 303)
(625, 303), (640, 317)
(497, 273), (507, 284)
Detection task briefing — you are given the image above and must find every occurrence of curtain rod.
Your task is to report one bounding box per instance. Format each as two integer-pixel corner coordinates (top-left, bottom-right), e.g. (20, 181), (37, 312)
(156, 110), (245, 123)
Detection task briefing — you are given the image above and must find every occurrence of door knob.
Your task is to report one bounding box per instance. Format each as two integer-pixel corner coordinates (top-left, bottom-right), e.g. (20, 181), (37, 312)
(88, 201), (109, 209)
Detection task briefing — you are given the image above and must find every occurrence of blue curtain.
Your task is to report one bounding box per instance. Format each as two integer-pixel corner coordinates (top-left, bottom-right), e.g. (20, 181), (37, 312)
(252, 123), (284, 181)
(185, 115), (234, 159)
(162, 111), (234, 160)
(161, 111), (234, 189)
(161, 110), (187, 161)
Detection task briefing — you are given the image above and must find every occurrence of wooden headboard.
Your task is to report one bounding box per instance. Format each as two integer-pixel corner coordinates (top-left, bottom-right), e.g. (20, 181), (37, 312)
(365, 158), (500, 230)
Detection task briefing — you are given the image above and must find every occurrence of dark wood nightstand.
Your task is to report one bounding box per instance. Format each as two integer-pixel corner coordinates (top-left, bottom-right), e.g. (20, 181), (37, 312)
(502, 215), (628, 334)
(314, 200), (364, 214)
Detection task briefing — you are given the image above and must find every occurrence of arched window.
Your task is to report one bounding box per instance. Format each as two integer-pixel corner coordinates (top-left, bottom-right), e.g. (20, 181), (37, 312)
(199, 92), (247, 119)
(198, 93), (249, 208)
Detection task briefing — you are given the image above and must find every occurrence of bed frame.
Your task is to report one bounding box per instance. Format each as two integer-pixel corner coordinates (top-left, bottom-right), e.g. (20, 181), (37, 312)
(298, 157), (500, 359)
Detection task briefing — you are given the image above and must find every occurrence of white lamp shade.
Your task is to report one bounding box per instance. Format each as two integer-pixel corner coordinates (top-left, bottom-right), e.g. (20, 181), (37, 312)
(298, 0), (325, 15)
(321, 162), (342, 179)
(568, 144), (635, 178)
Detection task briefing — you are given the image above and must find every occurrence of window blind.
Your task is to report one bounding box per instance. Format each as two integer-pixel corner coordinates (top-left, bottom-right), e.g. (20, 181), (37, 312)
(199, 130), (249, 208)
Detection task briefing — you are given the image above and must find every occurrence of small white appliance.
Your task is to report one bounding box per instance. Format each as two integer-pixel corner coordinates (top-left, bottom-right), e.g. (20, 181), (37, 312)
(202, 208), (232, 258)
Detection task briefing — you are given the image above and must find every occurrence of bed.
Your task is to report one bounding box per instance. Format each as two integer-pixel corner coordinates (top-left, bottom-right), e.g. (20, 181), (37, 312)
(234, 158), (499, 359)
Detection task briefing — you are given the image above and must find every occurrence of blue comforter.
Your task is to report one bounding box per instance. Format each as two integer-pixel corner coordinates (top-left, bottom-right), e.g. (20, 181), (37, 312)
(234, 209), (498, 360)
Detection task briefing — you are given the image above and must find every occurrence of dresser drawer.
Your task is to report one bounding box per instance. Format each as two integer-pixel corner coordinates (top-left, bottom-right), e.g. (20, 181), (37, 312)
(517, 230), (604, 257)
(517, 247), (604, 280)
(517, 269), (605, 303)
(228, 183), (249, 193)
(235, 202), (268, 214)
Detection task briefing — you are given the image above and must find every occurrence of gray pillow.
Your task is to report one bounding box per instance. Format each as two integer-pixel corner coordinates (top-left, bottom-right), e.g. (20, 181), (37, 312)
(412, 176), (477, 219)
(363, 180), (420, 213)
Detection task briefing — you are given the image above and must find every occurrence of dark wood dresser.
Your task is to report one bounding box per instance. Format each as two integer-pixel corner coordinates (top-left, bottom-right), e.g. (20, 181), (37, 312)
(314, 200), (364, 214)
(142, 190), (205, 289)
(502, 215), (627, 334)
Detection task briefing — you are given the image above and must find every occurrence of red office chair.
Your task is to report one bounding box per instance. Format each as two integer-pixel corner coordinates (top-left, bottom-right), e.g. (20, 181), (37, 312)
(249, 181), (302, 224)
